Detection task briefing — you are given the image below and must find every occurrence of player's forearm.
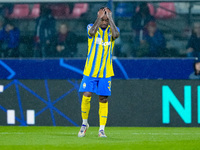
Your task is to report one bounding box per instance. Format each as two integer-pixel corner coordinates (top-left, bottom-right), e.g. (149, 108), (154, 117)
(89, 18), (101, 36)
(109, 18), (119, 39)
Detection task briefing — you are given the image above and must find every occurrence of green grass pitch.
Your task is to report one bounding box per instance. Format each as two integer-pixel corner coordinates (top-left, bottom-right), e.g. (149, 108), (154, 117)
(0, 127), (200, 150)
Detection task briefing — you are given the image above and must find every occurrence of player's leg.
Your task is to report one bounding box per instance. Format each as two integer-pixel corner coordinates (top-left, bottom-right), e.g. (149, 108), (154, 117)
(78, 92), (92, 137)
(98, 95), (108, 137)
(96, 77), (111, 137)
(78, 76), (97, 137)
(81, 92), (92, 125)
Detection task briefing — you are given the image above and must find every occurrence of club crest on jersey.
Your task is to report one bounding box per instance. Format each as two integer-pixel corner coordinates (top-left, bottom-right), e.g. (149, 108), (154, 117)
(83, 83), (86, 89)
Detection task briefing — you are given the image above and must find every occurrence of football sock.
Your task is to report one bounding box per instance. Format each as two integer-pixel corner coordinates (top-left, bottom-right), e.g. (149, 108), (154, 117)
(82, 119), (87, 125)
(81, 95), (91, 125)
(99, 125), (105, 131)
(99, 102), (108, 129)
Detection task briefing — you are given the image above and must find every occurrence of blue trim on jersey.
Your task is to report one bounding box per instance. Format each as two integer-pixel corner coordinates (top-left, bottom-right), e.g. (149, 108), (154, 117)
(117, 27), (120, 32)
(110, 42), (112, 65)
(107, 27), (110, 34)
(111, 27), (120, 41)
(97, 30), (105, 77)
(103, 47), (109, 78)
(87, 24), (93, 39)
(87, 33), (92, 39)
(89, 32), (100, 76)
(87, 38), (95, 64)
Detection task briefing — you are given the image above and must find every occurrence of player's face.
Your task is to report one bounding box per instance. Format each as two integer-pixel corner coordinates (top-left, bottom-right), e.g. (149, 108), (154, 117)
(147, 25), (156, 34)
(100, 15), (109, 29)
(195, 62), (200, 71)
(60, 25), (68, 34)
(194, 24), (200, 35)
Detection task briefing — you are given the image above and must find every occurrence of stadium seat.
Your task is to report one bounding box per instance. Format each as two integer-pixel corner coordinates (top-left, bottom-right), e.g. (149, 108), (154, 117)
(154, 2), (176, 19)
(8, 4), (29, 18)
(148, 3), (155, 16)
(71, 3), (88, 18)
(28, 4), (40, 19)
(50, 4), (70, 19)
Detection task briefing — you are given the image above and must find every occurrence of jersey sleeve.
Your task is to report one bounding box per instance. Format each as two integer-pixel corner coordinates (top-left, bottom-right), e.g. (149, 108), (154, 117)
(117, 27), (120, 33)
(87, 24), (93, 39)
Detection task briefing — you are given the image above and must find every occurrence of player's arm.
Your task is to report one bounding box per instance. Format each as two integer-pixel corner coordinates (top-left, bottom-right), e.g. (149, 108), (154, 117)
(89, 9), (105, 36)
(105, 8), (120, 40)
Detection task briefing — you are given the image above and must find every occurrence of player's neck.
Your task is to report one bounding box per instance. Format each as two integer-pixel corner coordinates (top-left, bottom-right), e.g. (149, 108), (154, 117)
(100, 27), (107, 31)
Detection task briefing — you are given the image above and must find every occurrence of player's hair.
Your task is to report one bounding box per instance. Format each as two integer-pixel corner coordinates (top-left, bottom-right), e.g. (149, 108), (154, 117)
(99, 7), (111, 11)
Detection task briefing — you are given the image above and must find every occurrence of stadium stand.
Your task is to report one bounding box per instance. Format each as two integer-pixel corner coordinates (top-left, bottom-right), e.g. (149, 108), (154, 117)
(154, 2), (176, 19)
(28, 4), (40, 19)
(50, 4), (70, 19)
(49, 3), (88, 19)
(8, 4), (29, 19)
(70, 3), (88, 18)
(1, 1), (200, 58)
(135, 3), (155, 16)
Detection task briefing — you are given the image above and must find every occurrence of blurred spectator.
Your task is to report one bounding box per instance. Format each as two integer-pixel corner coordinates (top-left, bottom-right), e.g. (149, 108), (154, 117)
(132, 2), (155, 43)
(68, 3), (74, 14)
(0, 16), (4, 30)
(51, 23), (77, 57)
(186, 22), (200, 57)
(189, 58), (200, 79)
(0, 16), (4, 57)
(138, 21), (166, 57)
(0, 5), (5, 16)
(28, 4), (34, 15)
(0, 21), (20, 58)
(34, 5), (56, 58)
(0, 4), (14, 16)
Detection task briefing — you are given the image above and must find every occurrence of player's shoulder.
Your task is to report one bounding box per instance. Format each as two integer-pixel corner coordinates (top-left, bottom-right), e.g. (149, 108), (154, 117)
(116, 26), (120, 32)
(108, 25), (120, 33)
(87, 24), (93, 29)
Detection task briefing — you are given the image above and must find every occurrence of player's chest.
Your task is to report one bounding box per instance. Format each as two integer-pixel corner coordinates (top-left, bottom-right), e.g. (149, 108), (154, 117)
(95, 31), (112, 46)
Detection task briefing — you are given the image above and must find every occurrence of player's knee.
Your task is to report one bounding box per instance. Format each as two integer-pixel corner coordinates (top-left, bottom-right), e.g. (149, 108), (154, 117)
(83, 92), (92, 97)
(99, 96), (108, 103)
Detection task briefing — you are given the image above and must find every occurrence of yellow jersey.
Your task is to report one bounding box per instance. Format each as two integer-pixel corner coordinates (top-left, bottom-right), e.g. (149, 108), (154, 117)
(83, 24), (120, 78)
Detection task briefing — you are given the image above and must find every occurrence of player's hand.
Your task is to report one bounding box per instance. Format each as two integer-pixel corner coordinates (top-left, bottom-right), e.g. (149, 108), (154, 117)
(105, 8), (112, 19)
(98, 9), (105, 19)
